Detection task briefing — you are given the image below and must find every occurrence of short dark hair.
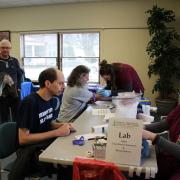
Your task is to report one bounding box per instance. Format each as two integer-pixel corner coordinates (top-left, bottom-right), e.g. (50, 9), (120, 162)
(67, 65), (90, 87)
(38, 68), (57, 88)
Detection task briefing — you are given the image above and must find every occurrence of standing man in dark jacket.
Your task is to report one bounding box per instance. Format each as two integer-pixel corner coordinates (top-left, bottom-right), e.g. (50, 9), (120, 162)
(0, 39), (23, 91)
(0, 73), (19, 123)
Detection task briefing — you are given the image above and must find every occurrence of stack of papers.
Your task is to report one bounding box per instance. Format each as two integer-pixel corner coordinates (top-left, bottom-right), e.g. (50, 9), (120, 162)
(92, 108), (110, 115)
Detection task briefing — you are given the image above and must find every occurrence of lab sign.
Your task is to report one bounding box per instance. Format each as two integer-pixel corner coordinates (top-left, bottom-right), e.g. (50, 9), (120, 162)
(106, 118), (143, 166)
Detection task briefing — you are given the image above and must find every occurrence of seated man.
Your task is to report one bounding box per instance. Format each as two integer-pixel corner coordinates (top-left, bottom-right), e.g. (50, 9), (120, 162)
(9, 68), (75, 180)
(143, 105), (180, 180)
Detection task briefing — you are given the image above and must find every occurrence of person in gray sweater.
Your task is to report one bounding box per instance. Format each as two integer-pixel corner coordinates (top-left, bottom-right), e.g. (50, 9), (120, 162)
(58, 65), (101, 122)
(143, 105), (180, 180)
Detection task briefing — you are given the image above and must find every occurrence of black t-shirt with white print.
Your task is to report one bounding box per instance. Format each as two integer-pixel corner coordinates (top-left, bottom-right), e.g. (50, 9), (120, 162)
(17, 93), (56, 134)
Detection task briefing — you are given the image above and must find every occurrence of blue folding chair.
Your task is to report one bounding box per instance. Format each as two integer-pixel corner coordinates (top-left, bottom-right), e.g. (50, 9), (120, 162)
(20, 82), (33, 100)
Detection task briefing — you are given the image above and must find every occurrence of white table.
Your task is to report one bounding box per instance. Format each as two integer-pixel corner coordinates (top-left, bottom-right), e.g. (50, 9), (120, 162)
(39, 102), (158, 178)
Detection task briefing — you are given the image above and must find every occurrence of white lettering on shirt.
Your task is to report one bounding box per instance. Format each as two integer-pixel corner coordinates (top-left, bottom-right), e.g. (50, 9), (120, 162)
(39, 108), (53, 124)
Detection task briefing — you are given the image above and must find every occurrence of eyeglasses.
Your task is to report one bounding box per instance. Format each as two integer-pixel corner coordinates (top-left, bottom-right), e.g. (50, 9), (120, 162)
(0, 47), (11, 50)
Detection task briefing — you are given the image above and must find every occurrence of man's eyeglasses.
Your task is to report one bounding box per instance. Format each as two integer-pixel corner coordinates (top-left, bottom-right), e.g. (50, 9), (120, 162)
(1, 47), (11, 50)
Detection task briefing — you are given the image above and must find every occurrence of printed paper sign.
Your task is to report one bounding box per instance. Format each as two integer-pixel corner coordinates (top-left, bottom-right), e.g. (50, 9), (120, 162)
(106, 118), (143, 166)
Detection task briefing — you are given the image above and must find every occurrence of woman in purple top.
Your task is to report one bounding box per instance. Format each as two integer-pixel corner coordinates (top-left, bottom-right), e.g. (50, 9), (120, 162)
(143, 105), (180, 180)
(99, 60), (144, 95)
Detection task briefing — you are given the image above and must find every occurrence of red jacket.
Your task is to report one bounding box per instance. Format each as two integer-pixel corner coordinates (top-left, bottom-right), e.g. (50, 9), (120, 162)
(112, 63), (144, 93)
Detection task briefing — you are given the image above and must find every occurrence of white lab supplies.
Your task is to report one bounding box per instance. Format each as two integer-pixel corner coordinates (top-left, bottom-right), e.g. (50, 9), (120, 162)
(114, 92), (141, 119)
(91, 124), (108, 134)
(142, 105), (151, 115)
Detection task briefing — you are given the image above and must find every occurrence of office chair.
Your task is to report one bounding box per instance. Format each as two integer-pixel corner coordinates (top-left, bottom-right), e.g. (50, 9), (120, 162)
(0, 122), (54, 180)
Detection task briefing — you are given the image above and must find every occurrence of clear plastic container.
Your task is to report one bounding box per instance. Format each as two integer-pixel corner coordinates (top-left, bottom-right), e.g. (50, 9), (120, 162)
(113, 93), (141, 119)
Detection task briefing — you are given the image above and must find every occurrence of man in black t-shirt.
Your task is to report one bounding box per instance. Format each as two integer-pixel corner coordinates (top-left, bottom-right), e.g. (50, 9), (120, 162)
(9, 68), (75, 180)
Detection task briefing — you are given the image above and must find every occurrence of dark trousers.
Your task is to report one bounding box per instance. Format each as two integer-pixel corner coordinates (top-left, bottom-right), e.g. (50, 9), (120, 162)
(0, 96), (19, 123)
(155, 153), (180, 180)
(57, 165), (73, 180)
(8, 139), (56, 180)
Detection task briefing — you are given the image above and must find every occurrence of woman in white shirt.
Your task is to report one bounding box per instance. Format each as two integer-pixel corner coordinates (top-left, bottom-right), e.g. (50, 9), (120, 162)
(58, 65), (100, 122)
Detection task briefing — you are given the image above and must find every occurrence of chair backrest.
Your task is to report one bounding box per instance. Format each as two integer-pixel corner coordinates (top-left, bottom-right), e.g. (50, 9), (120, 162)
(0, 122), (17, 158)
(20, 82), (33, 100)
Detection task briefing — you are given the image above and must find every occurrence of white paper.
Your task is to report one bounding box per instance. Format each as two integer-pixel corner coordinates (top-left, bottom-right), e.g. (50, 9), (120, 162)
(143, 122), (152, 125)
(150, 106), (157, 112)
(150, 167), (157, 178)
(129, 166), (135, 177)
(138, 113), (154, 123)
(136, 167), (143, 176)
(145, 167), (151, 179)
(104, 113), (115, 120)
(106, 118), (143, 166)
(92, 108), (110, 115)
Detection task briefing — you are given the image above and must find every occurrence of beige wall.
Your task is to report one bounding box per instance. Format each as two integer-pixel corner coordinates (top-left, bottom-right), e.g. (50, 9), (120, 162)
(0, 0), (179, 103)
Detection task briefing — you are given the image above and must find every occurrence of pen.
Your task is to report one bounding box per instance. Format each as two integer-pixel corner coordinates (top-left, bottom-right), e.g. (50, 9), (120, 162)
(88, 136), (107, 141)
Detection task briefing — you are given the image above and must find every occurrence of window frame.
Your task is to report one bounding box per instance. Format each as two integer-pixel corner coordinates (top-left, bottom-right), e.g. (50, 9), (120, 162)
(21, 31), (100, 83)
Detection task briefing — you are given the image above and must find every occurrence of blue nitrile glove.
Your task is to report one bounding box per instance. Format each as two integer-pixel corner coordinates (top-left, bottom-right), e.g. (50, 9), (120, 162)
(139, 97), (151, 106)
(141, 139), (150, 158)
(96, 88), (111, 97)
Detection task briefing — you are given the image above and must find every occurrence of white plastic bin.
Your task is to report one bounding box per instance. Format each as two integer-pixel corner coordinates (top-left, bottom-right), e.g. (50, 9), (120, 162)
(114, 92), (141, 119)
